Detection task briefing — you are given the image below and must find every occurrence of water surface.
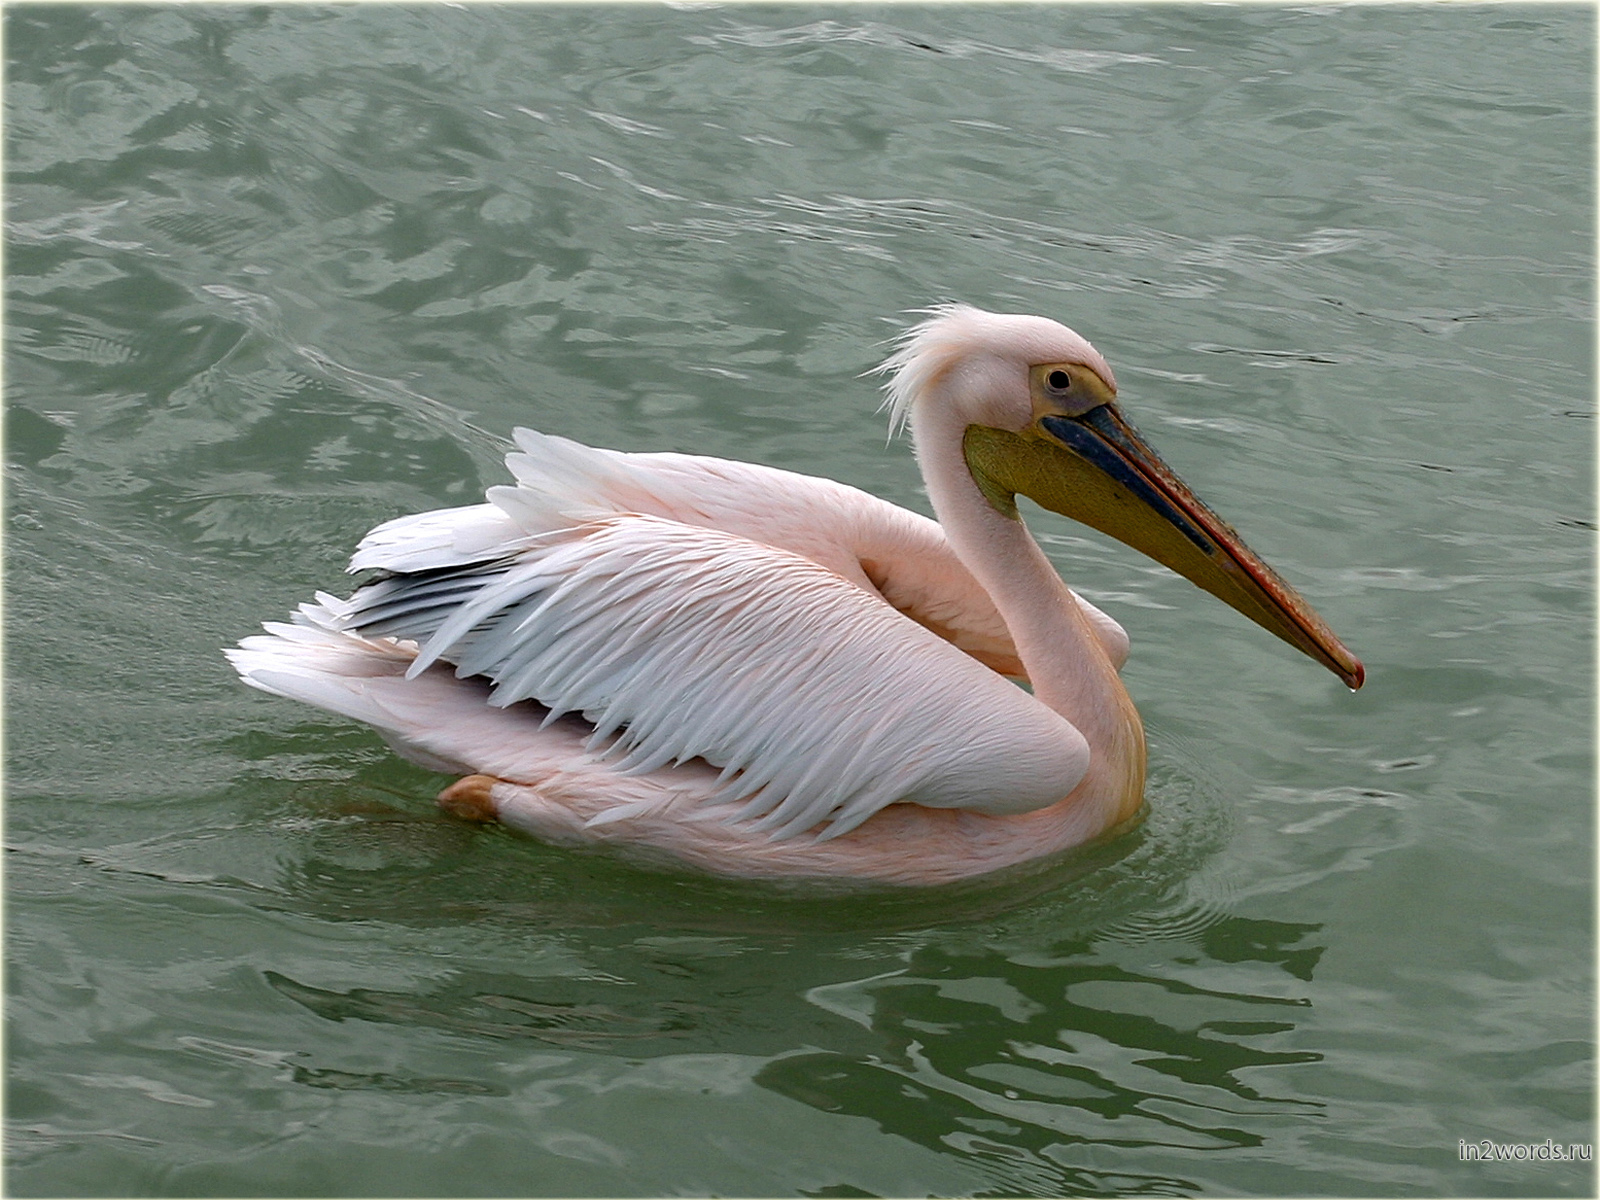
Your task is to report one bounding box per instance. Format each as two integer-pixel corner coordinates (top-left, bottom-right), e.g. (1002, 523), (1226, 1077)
(6, 5), (1593, 1196)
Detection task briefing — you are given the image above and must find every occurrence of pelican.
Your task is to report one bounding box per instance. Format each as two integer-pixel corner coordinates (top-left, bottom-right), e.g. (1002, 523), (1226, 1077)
(228, 306), (1362, 886)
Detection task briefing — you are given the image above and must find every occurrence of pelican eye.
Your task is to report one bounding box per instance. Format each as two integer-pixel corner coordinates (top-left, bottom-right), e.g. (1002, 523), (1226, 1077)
(1046, 369), (1071, 392)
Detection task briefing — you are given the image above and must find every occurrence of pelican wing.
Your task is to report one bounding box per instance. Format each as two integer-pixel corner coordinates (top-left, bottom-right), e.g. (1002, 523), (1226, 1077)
(335, 513), (1089, 841)
(351, 429), (1126, 676)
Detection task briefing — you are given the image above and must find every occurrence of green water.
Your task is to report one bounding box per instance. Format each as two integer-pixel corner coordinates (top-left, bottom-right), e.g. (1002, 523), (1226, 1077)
(5, 5), (1592, 1196)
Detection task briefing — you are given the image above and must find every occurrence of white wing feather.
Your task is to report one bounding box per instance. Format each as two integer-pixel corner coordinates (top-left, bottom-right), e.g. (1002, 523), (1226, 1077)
(332, 514), (1089, 840)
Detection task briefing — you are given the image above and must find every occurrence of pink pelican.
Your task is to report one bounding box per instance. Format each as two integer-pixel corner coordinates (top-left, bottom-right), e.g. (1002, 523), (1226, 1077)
(228, 306), (1362, 885)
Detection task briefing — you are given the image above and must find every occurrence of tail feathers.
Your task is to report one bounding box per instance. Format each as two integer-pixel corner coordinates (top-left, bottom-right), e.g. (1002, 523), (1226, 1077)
(225, 599), (414, 722)
(228, 603), (586, 784)
(227, 605), (488, 774)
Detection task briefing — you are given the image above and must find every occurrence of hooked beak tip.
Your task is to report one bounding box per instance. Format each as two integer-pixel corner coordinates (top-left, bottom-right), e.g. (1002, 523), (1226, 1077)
(1020, 406), (1365, 690)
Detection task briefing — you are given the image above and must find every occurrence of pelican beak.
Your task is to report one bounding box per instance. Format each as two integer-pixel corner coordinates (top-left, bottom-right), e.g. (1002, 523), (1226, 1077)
(963, 396), (1364, 689)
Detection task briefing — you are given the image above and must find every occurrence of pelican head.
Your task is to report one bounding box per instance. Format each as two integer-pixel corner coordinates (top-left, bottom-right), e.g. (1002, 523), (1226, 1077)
(883, 305), (1364, 689)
